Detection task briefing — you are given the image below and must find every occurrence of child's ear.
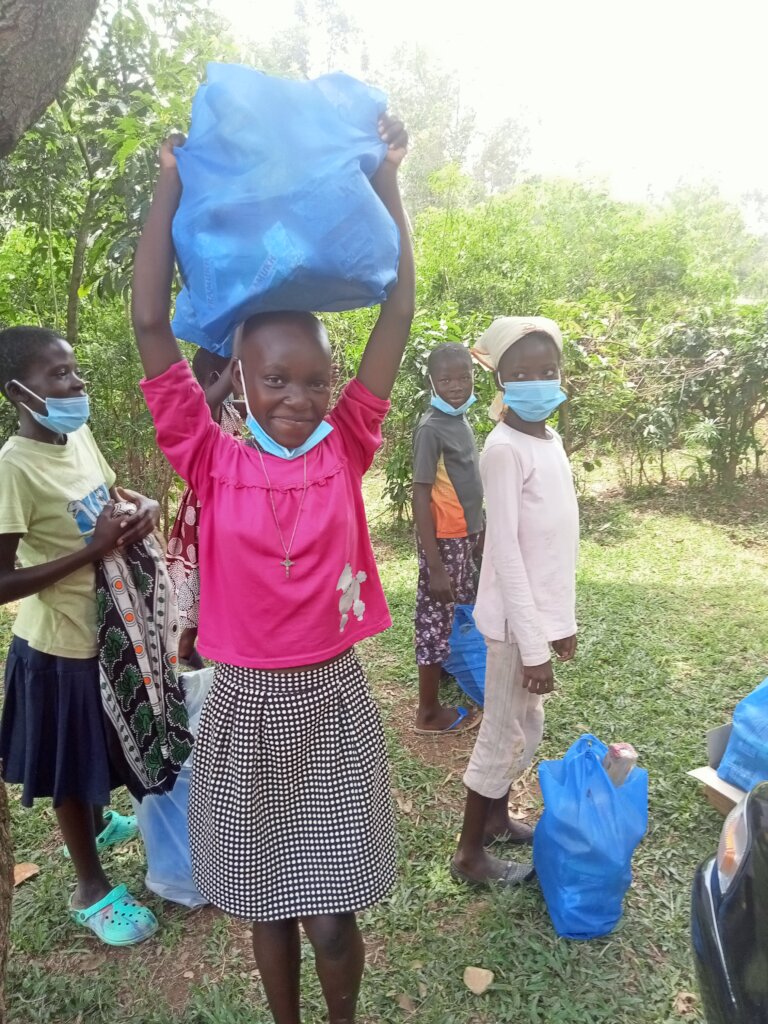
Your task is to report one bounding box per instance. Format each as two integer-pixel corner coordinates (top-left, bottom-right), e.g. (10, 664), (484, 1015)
(207, 370), (221, 388)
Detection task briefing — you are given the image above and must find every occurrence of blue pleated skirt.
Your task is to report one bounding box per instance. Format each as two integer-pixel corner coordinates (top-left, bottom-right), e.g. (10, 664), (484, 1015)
(0, 636), (119, 808)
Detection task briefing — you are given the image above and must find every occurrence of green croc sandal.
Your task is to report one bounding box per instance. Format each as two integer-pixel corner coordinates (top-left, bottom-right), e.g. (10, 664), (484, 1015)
(70, 884), (158, 946)
(63, 809), (139, 859)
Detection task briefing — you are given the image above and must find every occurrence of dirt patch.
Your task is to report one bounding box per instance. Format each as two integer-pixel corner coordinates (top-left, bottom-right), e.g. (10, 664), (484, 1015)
(117, 910), (220, 1015)
(124, 905), (224, 1013)
(383, 676), (480, 798)
(381, 674), (541, 821)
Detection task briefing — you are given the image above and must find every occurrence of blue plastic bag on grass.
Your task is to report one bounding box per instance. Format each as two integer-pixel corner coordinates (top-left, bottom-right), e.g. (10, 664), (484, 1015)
(533, 734), (648, 940)
(171, 63), (400, 355)
(132, 668), (213, 907)
(443, 604), (486, 707)
(718, 677), (768, 792)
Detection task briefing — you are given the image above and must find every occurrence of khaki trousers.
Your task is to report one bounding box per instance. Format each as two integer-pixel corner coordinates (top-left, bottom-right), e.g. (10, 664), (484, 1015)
(463, 636), (545, 800)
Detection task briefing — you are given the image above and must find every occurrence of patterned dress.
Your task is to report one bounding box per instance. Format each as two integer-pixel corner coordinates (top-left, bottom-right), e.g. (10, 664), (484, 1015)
(166, 403), (242, 629)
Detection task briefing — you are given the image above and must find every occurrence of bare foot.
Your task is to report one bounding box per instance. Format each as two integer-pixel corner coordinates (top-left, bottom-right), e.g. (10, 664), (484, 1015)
(414, 704), (480, 734)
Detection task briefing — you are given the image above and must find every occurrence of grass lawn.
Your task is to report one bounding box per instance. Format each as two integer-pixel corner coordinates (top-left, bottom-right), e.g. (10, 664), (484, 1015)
(5, 477), (768, 1023)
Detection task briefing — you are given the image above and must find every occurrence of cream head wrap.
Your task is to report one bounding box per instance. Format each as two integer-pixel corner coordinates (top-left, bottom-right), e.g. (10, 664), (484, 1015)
(471, 316), (563, 421)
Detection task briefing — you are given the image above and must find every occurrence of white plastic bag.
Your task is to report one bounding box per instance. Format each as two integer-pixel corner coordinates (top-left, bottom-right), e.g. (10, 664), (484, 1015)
(132, 668), (213, 907)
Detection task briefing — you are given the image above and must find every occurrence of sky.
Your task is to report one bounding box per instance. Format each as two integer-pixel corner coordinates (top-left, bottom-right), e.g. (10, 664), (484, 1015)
(211, 0), (767, 209)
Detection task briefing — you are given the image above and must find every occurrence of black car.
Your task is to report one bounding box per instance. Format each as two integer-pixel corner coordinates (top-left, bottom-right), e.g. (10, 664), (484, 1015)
(691, 782), (768, 1023)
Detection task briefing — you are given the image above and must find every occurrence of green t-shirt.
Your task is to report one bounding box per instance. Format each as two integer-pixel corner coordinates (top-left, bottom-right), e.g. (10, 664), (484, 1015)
(0, 425), (116, 659)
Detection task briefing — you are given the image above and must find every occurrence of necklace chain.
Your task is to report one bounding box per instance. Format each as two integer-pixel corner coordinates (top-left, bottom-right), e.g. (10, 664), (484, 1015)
(254, 448), (308, 579)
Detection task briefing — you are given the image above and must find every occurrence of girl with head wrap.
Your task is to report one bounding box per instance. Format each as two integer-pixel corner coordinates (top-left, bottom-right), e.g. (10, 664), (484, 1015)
(450, 317), (580, 886)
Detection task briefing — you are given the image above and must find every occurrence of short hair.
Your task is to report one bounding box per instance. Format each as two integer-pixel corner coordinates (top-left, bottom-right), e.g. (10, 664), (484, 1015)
(426, 342), (472, 377)
(191, 347), (231, 386)
(238, 311), (329, 351)
(0, 326), (63, 400)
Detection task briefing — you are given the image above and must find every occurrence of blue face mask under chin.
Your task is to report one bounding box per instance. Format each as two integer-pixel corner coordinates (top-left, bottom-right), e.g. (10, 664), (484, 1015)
(12, 381), (90, 435)
(238, 360), (333, 459)
(501, 379), (567, 423)
(429, 375), (477, 417)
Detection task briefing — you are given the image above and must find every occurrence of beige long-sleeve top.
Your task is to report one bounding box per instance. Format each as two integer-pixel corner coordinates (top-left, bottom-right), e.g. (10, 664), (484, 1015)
(473, 422), (579, 666)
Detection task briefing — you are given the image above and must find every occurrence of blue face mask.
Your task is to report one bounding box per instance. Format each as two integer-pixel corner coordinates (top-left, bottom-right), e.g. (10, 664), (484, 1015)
(430, 393), (477, 417)
(12, 381), (90, 435)
(429, 375), (477, 417)
(501, 379), (567, 423)
(238, 360), (333, 460)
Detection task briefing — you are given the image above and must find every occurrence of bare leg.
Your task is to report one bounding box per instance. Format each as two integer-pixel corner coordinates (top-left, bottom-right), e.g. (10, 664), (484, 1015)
(56, 798), (110, 909)
(302, 913), (364, 1024)
(454, 786), (532, 884)
(252, 919), (301, 1024)
(453, 788), (528, 882)
(415, 664), (475, 732)
(483, 789), (533, 844)
(91, 805), (108, 835)
(179, 627), (204, 669)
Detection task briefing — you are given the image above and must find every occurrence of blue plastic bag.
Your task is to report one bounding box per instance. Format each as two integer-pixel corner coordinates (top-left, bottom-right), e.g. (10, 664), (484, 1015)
(533, 734), (648, 940)
(718, 677), (768, 792)
(132, 668), (213, 907)
(443, 604), (486, 707)
(171, 63), (400, 355)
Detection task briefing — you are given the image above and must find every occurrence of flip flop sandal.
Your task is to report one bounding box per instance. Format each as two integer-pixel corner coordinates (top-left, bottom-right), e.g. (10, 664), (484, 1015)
(449, 859), (535, 890)
(63, 809), (139, 859)
(413, 706), (483, 736)
(70, 884), (158, 946)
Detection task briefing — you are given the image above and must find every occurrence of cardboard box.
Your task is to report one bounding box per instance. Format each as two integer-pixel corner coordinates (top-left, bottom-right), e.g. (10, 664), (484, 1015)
(688, 724), (747, 817)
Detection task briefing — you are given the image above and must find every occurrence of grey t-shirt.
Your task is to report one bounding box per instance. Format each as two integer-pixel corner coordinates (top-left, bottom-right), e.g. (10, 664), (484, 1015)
(412, 407), (484, 538)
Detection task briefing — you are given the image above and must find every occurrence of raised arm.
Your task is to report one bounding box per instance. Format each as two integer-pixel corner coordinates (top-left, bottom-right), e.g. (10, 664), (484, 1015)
(202, 362), (237, 423)
(131, 135), (186, 380)
(356, 116), (415, 400)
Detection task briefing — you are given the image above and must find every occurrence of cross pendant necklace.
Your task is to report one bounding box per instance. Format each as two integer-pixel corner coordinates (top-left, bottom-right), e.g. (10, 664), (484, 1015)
(254, 448), (308, 580)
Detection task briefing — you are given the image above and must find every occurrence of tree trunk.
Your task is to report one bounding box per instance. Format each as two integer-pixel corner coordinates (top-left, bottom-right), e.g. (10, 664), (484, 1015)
(0, 5), (101, 1014)
(0, 0), (100, 157)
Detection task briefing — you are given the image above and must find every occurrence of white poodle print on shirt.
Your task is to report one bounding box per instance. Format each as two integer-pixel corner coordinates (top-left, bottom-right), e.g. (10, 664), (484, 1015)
(337, 563), (367, 632)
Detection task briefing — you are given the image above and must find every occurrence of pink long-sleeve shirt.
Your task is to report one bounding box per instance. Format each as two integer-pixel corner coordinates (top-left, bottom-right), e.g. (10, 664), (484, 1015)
(473, 422), (579, 666)
(141, 359), (392, 669)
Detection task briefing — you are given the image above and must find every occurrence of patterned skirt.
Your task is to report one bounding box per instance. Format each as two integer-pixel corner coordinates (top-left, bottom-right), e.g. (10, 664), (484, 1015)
(166, 485), (201, 629)
(188, 649), (397, 921)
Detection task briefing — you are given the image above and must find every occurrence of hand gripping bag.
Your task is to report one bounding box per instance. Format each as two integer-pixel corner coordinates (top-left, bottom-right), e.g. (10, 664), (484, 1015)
(443, 604), (486, 707)
(718, 677), (768, 792)
(131, 668), (213, 907)
(171, 63), (400, 355)
(533, 734), (648, 939)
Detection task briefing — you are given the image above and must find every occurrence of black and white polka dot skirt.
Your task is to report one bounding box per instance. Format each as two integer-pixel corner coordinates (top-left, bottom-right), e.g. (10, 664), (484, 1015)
(188, 649), (397, 921)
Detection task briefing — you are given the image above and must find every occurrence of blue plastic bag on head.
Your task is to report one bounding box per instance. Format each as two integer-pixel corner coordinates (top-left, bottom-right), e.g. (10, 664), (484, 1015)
(718, 677), (768, 792)
(171, 287), (236, 356)
(533, 734), (648, 940)
(171, 63), (400, 355)
(443, 604), (486, 707)
(132, 668), (213, 907)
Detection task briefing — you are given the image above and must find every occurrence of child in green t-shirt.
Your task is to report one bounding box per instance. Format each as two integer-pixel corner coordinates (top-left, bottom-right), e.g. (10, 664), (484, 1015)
(0, 325), (160, 946)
